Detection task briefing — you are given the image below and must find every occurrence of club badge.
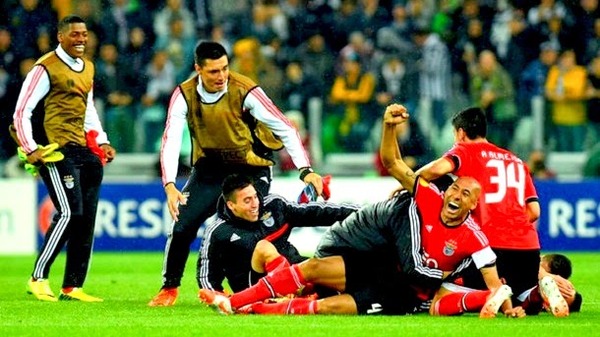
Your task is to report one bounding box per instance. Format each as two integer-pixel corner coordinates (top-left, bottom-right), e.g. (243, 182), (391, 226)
(261, 212), (274, 227)
(63, 175), (75, 189)
(443, 240), (457, 256)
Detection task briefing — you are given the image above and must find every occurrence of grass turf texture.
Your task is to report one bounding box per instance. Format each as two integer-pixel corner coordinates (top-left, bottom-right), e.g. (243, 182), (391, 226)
(1, 252), (598, 337)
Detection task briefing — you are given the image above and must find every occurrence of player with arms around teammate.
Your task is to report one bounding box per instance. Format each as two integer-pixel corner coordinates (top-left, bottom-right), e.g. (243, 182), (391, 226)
(11, 15), (116, 302)
(149, 41), (323, 306)
(198, 173), (358, 293)
(414, 107), (548, 314)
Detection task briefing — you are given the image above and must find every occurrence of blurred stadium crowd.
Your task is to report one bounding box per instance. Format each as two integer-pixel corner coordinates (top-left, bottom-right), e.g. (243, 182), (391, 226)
(1, 0), (600, 178)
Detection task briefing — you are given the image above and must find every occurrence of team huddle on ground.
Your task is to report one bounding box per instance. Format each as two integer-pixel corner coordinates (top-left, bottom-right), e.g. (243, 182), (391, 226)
(15, 15), (580, 318)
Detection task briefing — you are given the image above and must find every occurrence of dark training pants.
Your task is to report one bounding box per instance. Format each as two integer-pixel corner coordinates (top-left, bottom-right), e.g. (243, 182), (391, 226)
(33, 145), (104, 288)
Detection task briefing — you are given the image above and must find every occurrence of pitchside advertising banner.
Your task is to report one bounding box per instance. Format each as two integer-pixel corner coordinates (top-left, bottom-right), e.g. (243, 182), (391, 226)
(2, 177), (599, 255)
(535, 181), (600, 250)
(0, 179), (36, 254)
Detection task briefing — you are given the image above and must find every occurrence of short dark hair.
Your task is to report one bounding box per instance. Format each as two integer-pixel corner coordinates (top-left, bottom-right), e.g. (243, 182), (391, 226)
(412, 25), (431, 37)
(451, 107), (487, 139)
(58, 15), (86, 32)
(542, 254), (573, 279)
(222, 174), (254, 202)
(194, 41), (228, 66)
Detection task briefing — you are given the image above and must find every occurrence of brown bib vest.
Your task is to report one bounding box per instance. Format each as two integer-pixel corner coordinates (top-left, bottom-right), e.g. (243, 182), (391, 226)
(10, 51), (94, 148)
(179, 71), (283, 166)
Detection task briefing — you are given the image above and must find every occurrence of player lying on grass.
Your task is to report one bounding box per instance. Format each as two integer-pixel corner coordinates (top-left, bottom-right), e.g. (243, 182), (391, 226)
(431, 253), (580, 317)
(521, 254), (582, 315)
(199, 104), (523, 318)
(197, 173), (357, 294)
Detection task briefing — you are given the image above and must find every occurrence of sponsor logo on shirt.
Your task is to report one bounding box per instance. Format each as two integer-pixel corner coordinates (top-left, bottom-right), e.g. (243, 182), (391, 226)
(230, 233), (241, 242)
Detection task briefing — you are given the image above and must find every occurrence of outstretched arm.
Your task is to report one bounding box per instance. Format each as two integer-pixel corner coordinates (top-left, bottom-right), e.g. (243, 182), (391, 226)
(480, 265), (519, 316)
(245, 88), (323, 195)
(415, 157), (454, 182)
(379, 104), (418, 194)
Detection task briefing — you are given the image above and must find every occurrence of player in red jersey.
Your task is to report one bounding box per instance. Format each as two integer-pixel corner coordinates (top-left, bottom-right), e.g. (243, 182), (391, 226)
(382, 104), (521, 318)
(521, 254), (579, 317)
(198, 104), (521, 317)
(431, 253), (577, 317)
(415, 106), (544, 313)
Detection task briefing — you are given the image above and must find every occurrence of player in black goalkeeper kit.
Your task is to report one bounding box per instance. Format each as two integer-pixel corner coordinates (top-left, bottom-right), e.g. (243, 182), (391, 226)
(198, 174), (359, 293)
(150, 41), (324, 306)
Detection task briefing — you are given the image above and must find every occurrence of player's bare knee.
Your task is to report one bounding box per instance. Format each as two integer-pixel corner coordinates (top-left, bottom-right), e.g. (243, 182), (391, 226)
(253, 240), (271, 258)
(253, 240), (278, 260)
(300, 256), (342, 280)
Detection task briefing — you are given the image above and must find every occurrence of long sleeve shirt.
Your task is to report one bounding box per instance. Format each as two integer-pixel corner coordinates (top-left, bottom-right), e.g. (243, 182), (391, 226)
(12, 45), (108, 153)
(160, 75), (311, 185)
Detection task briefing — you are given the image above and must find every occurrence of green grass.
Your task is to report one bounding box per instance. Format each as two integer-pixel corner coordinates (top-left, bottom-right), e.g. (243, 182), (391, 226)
(1, 252), (598, 337)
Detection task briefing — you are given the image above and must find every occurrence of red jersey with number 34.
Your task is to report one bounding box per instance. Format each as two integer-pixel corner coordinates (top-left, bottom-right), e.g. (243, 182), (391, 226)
(444, 142), (540, 249)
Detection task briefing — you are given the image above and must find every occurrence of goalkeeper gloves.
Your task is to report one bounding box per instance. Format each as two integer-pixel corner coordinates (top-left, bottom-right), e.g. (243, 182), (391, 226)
(17, 143), (64, 177)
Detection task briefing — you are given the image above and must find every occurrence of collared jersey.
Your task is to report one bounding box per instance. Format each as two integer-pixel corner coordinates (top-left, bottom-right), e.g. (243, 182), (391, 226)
(444, 142), (540, 249)
(414, 179), (495, 271)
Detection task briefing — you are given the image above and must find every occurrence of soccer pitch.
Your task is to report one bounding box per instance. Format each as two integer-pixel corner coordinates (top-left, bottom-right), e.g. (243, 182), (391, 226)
(1, 252), (598, 337)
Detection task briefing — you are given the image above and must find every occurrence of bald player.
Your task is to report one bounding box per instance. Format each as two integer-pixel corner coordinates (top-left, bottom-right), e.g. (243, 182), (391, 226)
(415, 106), (542, 315)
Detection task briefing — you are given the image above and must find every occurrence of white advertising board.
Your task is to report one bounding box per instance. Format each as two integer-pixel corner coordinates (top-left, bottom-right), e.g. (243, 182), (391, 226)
(0, 178), (36, 255)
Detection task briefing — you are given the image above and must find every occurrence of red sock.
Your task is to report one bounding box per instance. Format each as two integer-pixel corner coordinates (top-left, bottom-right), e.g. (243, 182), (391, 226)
(230, 264), (307, 309)
(62, 287), (75, 293)
(252, 298), (317, 315)
(264, 255), (290, 274)
(434, 290), (490, 315)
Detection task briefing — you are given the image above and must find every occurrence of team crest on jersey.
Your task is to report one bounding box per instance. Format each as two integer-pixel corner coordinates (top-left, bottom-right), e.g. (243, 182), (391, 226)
(63, 175), (75, 189)
(261, 212), (275, 227)
(443, 240), (457, 256)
